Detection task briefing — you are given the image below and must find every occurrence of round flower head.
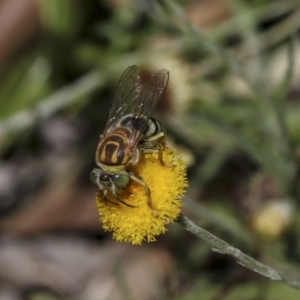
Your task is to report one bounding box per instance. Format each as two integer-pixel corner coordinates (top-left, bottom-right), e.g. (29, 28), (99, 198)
(96, 147), (188, 245)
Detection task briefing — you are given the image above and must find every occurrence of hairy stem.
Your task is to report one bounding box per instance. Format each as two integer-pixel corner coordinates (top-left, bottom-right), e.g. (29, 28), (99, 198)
(177, 214), (300, 290)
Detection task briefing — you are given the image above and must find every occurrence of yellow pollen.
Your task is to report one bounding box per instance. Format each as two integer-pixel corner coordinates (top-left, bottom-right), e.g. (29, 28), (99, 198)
(95, 147), (188, 245)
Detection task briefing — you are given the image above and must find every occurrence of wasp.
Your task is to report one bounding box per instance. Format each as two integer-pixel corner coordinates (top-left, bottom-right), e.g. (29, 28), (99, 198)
(90, 65), (169, 208)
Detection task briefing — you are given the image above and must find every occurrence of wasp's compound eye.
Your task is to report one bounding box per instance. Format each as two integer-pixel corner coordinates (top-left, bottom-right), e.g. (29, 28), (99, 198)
(90, 170), (100, 186)
(112, 174), (130, 189)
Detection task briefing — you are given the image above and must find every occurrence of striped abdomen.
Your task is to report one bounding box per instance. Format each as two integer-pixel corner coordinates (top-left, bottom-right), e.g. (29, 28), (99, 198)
(96, 128), (131, 166)
(143, 117), (163, 139)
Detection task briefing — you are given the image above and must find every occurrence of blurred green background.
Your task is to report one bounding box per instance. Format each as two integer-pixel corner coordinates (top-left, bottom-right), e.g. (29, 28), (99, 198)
(1, 0), (300, 299)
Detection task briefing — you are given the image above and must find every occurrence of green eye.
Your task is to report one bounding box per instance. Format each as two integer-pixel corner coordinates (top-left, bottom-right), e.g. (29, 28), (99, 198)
(112, 174), (129, 189)
(90, 170), (99, 186)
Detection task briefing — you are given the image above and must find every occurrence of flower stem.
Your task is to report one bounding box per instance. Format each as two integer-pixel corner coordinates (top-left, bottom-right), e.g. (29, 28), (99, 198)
(177, 214), (300, 290)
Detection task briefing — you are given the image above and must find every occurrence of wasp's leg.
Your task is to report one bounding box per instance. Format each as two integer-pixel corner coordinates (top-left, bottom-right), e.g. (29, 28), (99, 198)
(128, 171), (155, 208)
(141, 146), (172, 167)
(112, 189), (136, 208)
(102, 188), (135, 207)
(144, 131), (166, 142)
(143, 131), (166, 144)
(102, 189), (119, 205)
(108, 176), (136, 208)
(141, 131), (172, 167)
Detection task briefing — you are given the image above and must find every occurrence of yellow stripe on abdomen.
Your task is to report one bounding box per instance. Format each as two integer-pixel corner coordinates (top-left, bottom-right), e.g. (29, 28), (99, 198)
(97, 129), (130, 166)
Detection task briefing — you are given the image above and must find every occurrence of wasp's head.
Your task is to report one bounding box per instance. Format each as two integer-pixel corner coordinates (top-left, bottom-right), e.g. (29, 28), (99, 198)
(90, 168), (130, 191)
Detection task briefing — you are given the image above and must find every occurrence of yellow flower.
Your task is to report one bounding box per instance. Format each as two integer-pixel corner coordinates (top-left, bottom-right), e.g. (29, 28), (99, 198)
(252, 200), (294, 240)
(96, 147), (188, 245)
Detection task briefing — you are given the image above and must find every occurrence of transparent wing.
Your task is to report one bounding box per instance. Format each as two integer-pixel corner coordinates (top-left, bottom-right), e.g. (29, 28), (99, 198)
(102, 65), (141, 135)
(129, 68), (169, 147)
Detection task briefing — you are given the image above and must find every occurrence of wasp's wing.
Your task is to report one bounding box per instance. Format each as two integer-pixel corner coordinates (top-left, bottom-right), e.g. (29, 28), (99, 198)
(102, 65), (141, 135)
(129, 69), (169, 147)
